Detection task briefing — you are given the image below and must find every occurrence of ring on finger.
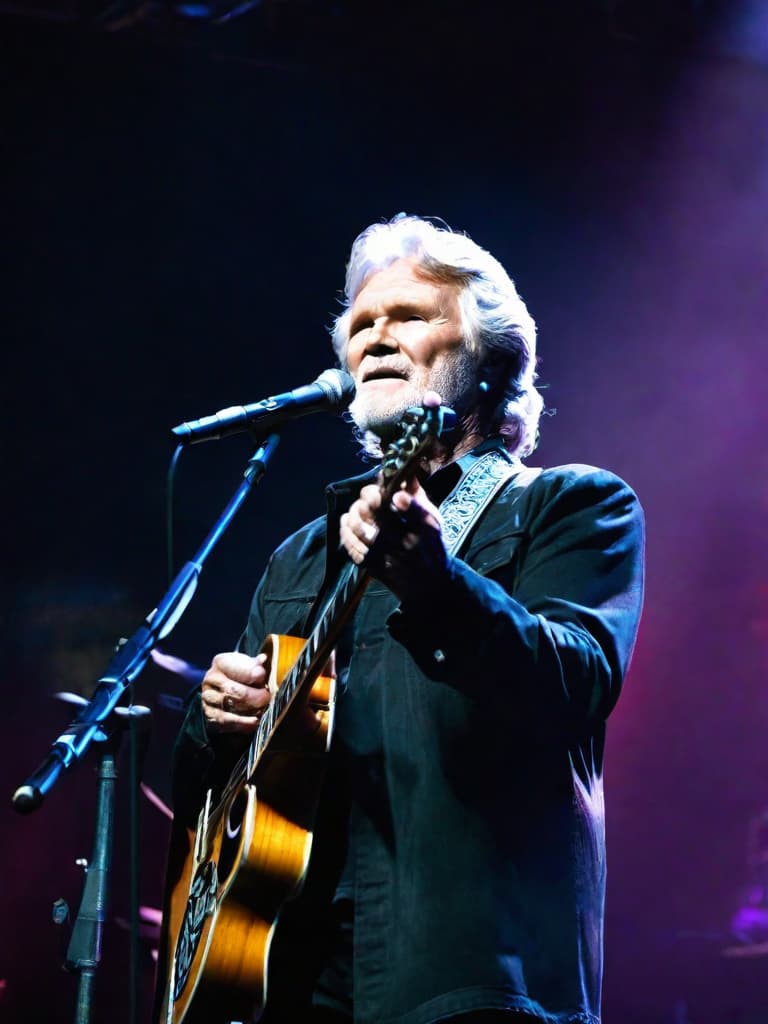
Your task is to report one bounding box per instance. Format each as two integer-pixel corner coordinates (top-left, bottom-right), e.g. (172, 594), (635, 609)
(223, 694), (235, 713)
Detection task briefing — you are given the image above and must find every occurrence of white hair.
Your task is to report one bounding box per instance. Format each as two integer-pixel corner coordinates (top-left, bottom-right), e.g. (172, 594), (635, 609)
(330, 215), (543, 457)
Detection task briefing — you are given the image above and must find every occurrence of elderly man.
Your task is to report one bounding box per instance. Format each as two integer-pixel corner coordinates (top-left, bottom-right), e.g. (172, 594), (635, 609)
(164, 215), (645, 1024)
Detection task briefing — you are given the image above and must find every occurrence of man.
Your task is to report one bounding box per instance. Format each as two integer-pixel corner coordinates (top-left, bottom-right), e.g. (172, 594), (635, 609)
(169, 215), (645, 1024)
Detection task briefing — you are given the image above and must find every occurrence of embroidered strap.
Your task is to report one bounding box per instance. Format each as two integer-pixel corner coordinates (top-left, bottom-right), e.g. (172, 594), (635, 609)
(439, 448), (538, 556)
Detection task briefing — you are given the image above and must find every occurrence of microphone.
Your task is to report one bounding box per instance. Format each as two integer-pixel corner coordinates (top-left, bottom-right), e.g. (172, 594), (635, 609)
(172, 368), (356, 444)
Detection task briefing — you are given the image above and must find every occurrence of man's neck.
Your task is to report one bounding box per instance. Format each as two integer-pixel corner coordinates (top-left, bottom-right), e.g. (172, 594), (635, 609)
(426, 429), (487, 476)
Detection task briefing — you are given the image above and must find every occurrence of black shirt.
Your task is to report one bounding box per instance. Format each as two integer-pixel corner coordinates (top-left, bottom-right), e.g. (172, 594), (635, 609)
(172, 451), (645, 1024)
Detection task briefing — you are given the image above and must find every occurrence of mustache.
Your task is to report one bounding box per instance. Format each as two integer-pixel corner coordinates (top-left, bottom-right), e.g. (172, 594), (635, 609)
(358, 358), (412, 382)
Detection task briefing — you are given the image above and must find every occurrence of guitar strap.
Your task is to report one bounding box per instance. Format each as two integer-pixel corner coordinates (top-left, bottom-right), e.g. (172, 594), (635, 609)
(439, 445), (541, 556)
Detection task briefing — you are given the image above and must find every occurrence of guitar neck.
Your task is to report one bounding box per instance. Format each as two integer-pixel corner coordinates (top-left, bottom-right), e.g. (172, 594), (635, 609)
(245, 402), (454, 776)
(246, 559), (368, 772)
(278, 559), (366, 717)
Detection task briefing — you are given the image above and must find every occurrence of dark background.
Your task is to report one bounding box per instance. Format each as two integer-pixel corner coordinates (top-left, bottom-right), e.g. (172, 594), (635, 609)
(1, 2), (767, 1021)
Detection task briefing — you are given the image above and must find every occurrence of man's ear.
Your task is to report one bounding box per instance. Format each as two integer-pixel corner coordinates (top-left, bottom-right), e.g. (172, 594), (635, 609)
(477, 350), (521, 422)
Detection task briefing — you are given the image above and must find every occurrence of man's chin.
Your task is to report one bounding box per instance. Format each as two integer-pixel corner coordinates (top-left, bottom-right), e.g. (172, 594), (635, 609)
(348, 396), (416, 443)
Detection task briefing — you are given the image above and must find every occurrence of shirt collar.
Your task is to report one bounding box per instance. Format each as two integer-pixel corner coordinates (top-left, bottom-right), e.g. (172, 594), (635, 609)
(425, 436), (517, 506)
(324, 436), (517, 514)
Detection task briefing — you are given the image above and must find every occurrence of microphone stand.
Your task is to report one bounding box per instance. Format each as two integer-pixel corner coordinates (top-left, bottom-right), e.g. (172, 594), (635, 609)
(65, 704), (150, 1024)
(11, 432), (281, 1022)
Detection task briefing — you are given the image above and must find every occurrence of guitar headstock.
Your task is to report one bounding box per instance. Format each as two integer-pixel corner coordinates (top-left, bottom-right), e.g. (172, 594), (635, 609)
(379, 402), (456, 499)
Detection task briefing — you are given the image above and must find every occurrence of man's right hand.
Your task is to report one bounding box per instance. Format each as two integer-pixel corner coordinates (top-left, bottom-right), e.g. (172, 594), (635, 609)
(201, 651), (272, 735)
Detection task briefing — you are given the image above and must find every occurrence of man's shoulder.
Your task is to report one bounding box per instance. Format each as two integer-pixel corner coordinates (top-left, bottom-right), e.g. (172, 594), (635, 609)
(264, 467), (377, 581)
(533, 462), (638, 495)
(504, 461), (635, 493)
(495, 461), (642, 520)
(270, 513), (328, 567)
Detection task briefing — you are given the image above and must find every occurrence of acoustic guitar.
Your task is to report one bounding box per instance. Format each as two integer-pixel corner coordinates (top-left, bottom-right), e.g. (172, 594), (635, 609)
(155, 402), (452, 1024)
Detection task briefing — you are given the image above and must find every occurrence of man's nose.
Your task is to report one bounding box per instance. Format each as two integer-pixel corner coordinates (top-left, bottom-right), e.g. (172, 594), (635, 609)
(366, 316), (396, 351)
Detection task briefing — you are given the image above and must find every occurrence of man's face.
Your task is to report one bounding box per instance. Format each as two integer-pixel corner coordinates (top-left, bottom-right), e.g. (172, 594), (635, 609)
(345, 258), (474, 441)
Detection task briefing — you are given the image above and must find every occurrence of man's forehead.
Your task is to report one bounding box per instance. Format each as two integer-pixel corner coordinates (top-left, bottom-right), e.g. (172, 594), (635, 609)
(352, 258), (457, 307)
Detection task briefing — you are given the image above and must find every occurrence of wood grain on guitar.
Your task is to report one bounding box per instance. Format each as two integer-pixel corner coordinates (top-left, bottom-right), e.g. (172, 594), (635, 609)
(155, 403), (453, 1024)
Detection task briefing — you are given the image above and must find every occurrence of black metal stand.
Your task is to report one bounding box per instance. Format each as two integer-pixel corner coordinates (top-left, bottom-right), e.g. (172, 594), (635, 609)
(70, 741), (114, 1024)
(11, 431), (281, 1023)
(64, 706), (150, 1024)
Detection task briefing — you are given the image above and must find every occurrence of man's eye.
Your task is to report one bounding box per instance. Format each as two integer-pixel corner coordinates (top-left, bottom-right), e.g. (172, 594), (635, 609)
(406, 314), (426, 322)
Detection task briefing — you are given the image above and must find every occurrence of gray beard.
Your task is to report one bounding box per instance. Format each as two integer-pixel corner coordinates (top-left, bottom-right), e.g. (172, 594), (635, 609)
(349, 349), (478, 455)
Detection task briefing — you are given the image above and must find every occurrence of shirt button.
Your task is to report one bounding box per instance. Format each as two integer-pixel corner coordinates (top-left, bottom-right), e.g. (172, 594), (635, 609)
(433, 649), (446, 663)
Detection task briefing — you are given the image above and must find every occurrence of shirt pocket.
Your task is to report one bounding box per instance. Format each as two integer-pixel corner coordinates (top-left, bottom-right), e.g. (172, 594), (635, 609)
(261, 591), (319, 639)
(465, 529), (527, 578)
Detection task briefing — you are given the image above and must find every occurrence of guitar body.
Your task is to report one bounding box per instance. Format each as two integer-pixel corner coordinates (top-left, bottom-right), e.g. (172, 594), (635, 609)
(156, 634), (335, 1024)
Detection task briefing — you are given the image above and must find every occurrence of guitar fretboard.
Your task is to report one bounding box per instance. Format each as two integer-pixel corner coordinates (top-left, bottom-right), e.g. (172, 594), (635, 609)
(247, 558), (366, 775)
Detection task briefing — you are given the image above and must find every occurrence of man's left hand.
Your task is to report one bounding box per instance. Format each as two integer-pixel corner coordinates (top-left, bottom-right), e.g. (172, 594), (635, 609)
(340, 477), (448, 600)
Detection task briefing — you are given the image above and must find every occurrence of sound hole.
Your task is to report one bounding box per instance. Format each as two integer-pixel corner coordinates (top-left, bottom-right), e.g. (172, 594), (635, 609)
(218, 788), (247, 880)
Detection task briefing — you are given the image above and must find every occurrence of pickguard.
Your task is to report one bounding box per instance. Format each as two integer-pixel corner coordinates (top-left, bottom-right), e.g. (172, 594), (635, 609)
(173, 859), (218, 1002)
